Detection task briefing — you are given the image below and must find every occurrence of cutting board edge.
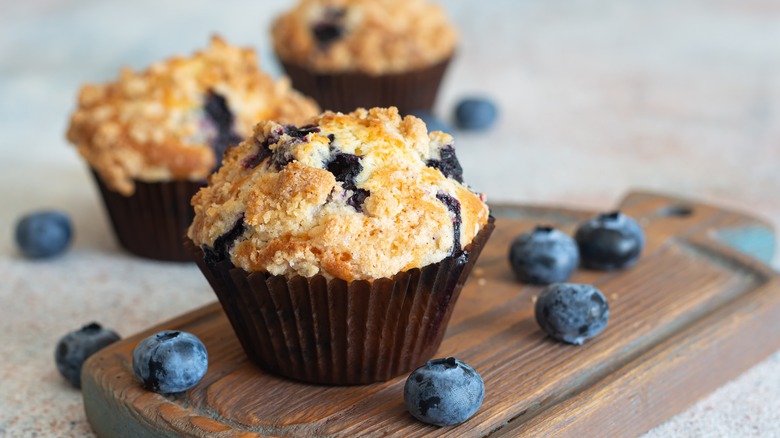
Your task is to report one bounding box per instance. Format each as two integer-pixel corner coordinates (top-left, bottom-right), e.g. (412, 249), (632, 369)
(493, 276), (780, 437)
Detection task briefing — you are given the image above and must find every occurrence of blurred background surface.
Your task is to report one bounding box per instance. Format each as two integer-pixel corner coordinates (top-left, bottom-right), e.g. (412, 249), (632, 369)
(1, 0), (779, 436)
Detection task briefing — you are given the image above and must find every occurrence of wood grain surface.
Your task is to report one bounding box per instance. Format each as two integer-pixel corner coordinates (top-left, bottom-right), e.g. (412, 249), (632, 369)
(81, 191), (780, 437)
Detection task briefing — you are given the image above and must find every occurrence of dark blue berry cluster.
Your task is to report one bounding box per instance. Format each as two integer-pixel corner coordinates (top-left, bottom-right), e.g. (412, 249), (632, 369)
(506, 211), (644, 347)
(509, 211), (645, 285)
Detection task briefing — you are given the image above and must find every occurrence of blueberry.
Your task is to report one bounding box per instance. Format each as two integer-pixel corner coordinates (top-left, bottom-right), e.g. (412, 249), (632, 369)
(426, 144), (464, 183)
(270, 125), (323, 170)
(132, 330), (208, 393)
(55, 322), (121, 388)
(509, 225), (579, 285)
(204, 90), (232, 131)
(326, 152), (370, 212)
(243, 128), (282, 170)
(404, 357), (484, 427)
(203, 215), (245, 265)
(311, 7), (346, 47)
(204, 91), (242, 168)
(575, 211), (645, 270)
(15, 210), (73, 259)
(271, 142), (297, 170)
(283, 124), (320, 138)
(410, 110), (452, 134)
(535, 283), (609, 345)
(326, 152), (362, 189)
(435, 192), (462, 256)
(346, 188), (370, 212)
(454, 98), (498, 131)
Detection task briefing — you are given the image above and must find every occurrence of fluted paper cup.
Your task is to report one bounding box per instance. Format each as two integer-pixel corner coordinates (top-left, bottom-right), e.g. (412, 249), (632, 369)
(186, 216), (494, 385)
(279, 57), (452, 115)
(92, 171), (203, 262)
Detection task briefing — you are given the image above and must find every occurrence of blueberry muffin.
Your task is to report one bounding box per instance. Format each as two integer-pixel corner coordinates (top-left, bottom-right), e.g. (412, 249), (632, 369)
(66, 36), (319, 261)
(186, 107), (493, 384)
(271, 0), (458, 114)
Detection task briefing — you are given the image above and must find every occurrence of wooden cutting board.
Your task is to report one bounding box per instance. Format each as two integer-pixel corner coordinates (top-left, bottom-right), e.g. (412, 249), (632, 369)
(81, 191), (780, 437)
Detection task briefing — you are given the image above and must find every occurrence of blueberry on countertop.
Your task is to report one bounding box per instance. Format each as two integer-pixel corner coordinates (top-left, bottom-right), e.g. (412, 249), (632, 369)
(55, 322), (121, 388)
(132, 330), (208, 394)
(535, 283), (609, 345)
(509, 225), (579, 284)
(410, 110), (452, 134)
(454, 98), (498, 131)
(404, 357), (484, 427)
(575, 211), (645, 270)
(15, 211), (72, 259)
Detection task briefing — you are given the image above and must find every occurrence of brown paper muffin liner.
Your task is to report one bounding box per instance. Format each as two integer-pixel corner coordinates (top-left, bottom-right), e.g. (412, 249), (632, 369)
(92, 171), (203, 262)
(279, 57), (452, 115)
(185, 217), (494, 385)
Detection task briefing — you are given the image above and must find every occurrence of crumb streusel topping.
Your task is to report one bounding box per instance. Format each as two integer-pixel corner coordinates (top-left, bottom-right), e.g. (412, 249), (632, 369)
(67, 36), (319, 195)
(188, 107), (489, 282)
(272, 0), (458, 75)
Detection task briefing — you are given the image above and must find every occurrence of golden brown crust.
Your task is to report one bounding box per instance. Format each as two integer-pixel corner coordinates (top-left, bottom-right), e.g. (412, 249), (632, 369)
(67, 36), (320, 195)
(272, 0), (458, 75)
(188, 107), (489, 282)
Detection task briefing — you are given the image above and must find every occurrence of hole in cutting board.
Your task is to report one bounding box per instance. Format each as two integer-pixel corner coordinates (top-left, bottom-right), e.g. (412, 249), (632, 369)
(658, 204), (694, 218)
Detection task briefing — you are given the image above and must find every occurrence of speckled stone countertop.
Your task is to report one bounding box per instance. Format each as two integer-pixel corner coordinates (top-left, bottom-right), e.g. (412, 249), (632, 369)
(1, 0), (779, 436)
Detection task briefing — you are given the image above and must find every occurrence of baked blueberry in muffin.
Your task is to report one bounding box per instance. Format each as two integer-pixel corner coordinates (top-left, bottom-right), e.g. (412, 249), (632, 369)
(203, 91), (244, 167)
(311, 7), (347, 47)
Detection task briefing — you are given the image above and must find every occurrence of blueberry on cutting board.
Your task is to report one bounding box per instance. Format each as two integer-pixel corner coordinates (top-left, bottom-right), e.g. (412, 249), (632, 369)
(132, 330), (208, 394)
(454, 98), (498, 131)
(509, 225), (580, 284)
(404, 357), (484, 427)
(535, 283), (609, 345)
(575, 211), (645, 270)
(55, 323), (121, 388)
(15, 210), (73, 259)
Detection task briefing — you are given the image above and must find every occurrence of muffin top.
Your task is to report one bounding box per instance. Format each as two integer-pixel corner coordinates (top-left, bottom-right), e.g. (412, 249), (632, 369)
(188, 107), (489, 282)
(272, 0), (458, 75)
(67, 36), (320, 195)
